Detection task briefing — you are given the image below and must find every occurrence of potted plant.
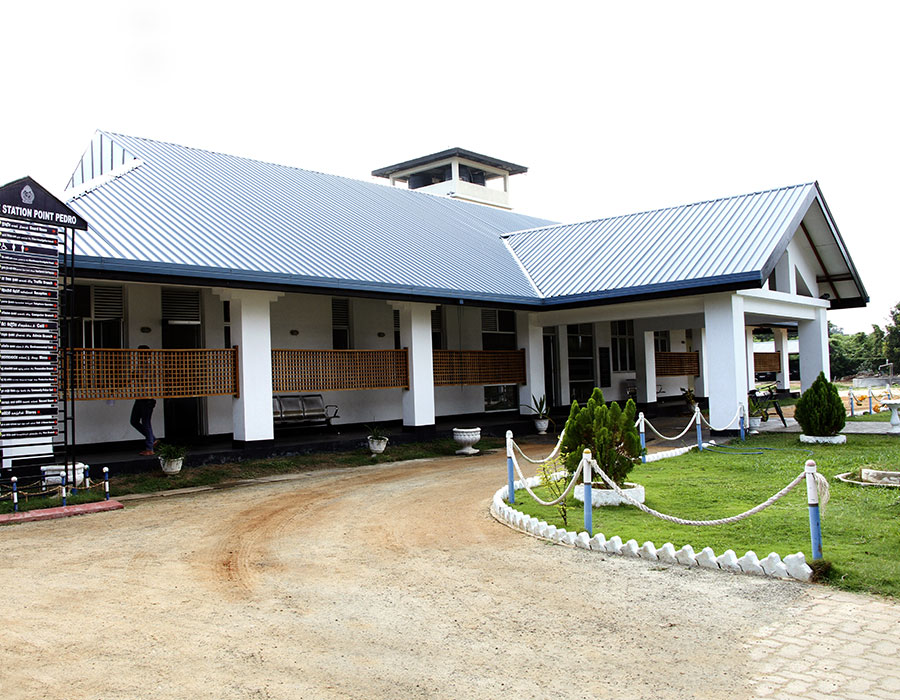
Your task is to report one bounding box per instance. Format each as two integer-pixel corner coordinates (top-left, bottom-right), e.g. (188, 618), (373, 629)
(366, 424), (389, 456)
(157, 443), (188, 475)
(522, 394), (552, 435)
(795, 372), (847, 444)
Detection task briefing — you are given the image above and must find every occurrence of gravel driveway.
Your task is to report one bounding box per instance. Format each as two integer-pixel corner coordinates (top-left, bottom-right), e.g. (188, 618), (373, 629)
(1, 446), (892, 699)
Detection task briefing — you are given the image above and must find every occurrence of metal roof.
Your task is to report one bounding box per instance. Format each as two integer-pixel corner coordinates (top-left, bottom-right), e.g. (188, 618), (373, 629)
(503, 182), (867, 307)
(65, 132), (553, 304)
(371, 147), (528, 178)
(63, 132), (866, 309)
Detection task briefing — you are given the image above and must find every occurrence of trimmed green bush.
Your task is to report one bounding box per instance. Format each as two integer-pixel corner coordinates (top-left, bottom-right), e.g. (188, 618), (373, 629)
(560, 387), (641, 486)
(794, 371), (846, 436)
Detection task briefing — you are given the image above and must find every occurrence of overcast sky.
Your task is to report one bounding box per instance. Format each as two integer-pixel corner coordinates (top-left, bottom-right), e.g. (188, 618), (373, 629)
(3, 1), (896, 333)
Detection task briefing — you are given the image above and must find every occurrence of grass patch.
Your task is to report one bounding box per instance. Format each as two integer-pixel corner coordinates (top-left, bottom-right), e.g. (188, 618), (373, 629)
(1, 437), (504, 514)
(846, 411), (891, 422)
(512, 433), (900, 598)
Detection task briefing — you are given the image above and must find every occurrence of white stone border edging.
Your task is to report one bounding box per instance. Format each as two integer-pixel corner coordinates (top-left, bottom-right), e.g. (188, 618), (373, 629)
(490, 454), (813, 583)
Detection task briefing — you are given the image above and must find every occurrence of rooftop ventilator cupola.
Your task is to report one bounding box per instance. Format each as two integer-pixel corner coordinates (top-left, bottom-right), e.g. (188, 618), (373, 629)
(372, 147), (527, 210)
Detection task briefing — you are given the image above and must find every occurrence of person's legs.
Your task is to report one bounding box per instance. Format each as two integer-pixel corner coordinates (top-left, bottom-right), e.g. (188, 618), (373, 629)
(132, 400), (157, 453)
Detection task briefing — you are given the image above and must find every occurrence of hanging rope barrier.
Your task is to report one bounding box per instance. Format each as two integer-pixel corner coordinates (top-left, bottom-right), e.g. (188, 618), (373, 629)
(512, 429), (566, 465)
(699, 405), (743, 432)
(586, 454), (829, 526)
(509, 448), (583, 506)
(643, 412), (695, 441)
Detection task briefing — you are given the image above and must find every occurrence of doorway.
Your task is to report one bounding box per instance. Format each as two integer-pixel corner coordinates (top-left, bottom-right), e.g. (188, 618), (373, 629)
(543, 330), (559, 409)
(162, 321), (203, 442)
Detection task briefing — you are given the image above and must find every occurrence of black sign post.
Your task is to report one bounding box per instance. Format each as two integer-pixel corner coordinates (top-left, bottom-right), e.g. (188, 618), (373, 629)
(0, 176), (85, 483)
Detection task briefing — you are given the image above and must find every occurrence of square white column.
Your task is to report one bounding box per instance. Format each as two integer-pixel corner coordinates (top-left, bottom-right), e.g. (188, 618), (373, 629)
(774, 328), (791, 390)
(214, 288), (282, 442)
(746, 327), (756, 391)
(635, 329), (657, 403)
(703, 294), (748, 430)
(516, 311), (545, 414)
(798, 307), (830, 391)
(693, 327), (709, 398)
(395, 302), (435, 428)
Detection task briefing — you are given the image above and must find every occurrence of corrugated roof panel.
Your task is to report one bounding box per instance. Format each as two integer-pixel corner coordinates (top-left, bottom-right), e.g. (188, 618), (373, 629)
(67, 131), (554, 302)
(504, 184), (819, 300)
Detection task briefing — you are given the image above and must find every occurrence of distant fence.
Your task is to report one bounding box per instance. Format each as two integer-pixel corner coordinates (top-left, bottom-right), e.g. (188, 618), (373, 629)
(433, 349), (526, 386)
(272, 348), (409, 392)
(655, 351), (700, 377)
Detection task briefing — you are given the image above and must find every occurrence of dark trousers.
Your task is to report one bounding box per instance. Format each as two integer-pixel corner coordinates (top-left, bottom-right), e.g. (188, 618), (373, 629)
(130, 399), (157, 450)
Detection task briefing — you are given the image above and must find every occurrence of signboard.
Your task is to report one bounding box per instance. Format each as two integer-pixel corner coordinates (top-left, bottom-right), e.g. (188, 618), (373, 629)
(0, 177), (84, 468)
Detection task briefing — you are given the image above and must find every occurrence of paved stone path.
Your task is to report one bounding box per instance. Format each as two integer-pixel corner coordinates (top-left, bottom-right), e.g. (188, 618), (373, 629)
(746, 589), (900, 699)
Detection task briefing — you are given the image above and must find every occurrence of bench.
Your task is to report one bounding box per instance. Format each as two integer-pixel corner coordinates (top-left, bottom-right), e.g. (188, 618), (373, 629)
(272, 394), (339, 427)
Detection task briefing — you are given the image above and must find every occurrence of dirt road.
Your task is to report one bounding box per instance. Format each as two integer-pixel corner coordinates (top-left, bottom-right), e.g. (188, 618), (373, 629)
(0, 447), (891, 699)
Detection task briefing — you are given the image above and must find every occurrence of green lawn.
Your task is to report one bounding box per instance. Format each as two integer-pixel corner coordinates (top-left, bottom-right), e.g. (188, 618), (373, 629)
(1, 437), (505, 515)
(846, 411), (891, 422)
(511, 433), (900, 598)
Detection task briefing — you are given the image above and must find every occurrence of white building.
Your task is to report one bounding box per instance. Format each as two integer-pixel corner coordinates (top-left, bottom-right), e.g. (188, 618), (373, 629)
(57, 131), (866, 448)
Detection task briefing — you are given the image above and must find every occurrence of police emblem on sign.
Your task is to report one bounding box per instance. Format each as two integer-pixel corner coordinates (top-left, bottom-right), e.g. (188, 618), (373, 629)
(21, 185), (35, 204)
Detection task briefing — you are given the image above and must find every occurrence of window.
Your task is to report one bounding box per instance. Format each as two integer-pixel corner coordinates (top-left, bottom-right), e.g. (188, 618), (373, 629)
(481, 308), (516, 350)
(654, 330), (670, 353)
(393, 309), (401, 349)
(567, 323), (595, 403)
(611, 320), (635, 372)
(482, 308), (517, 410)
(332, 298), (351, 349)
(70, 285), (124, 348)
(431, 306), (444, 350)
(223, 301), (231, 348)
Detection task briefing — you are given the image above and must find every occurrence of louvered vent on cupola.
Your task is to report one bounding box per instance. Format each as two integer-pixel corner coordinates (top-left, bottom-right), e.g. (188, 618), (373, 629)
(162, 288), (201, 323)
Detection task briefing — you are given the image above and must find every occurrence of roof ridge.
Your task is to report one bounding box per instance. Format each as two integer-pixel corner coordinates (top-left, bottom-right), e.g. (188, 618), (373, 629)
(99, 130), (554, 222)
(501, 182), (816, 239)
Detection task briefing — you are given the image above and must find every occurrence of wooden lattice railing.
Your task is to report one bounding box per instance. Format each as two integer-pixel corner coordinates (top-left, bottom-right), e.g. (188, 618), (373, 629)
(433, 349), (526, 386)
(655, 351), (700, 377)
(753, 352), (782, 372)
(272, 349), (409, 392)
(66, 348), (239, 400)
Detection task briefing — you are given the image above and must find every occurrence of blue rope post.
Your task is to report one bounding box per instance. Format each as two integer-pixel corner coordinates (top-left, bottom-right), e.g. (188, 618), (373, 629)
(70, 465), (77, 496)
(84, 465), (91, 489)
(695, 407), (703, 451)
(103, 467), (110, 501)
(11, 477), (18, 513)
(505, 430), (515, 505)
(849, 390), (855, 418)
(869, 389), (873, 415)
(739, 404), (746, 441)
(805, 460), (823, 560)
(638, 412), (646, 463)
(60, 471), (67, 507)
(582, 449), (593, 535)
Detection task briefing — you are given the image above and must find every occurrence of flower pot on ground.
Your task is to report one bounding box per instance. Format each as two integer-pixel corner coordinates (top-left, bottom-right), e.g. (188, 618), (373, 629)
(365, 425), (389, 456)
(453, 427), (481, 455)
(156, 443), (188, 475)
(521, 394), (552, 435)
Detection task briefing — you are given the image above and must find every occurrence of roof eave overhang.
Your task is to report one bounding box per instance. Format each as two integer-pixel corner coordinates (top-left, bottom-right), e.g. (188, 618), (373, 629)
(73, 256), (768, 311)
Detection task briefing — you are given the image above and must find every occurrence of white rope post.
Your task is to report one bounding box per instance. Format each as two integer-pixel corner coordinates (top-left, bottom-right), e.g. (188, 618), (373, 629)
(638, 412), (646, 463)
(582, 450), (592, 534)
(849, 389), (855, 417)
(60, 471), (67, 507)
(869, 388), (874, 414)
(805, 460), (823, 560)
(85, 465), (91, 489)
(739, 404), (745, 441)
(11, 476), (18, 513)
(505, 430), (515, 505)
(103, 467), (110, 501)
(695, 406), (703, 451)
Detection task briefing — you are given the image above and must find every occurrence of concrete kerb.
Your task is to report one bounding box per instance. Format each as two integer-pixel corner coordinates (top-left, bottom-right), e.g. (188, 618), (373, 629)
(491, 449), (814, 583)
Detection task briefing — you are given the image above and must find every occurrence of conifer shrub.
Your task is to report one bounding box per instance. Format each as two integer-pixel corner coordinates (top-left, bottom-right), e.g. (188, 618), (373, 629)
(560, 387), (641, 487)
(794, 371), (846, 436)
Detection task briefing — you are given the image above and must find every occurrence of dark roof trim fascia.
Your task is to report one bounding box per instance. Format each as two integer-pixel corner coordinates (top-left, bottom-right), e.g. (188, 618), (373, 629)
(73, 257), (766, 311)
(372, 148), (528, 178)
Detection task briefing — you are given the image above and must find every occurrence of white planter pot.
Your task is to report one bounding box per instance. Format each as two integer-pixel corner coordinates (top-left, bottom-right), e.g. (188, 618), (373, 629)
(534, 418), (549, 435)
(574, 482), (645, 506)
(799, 434), (846, 445)
(453, 427), (481, 455)
(160, 457), (184, 475)
(368, 436), (388, 456)
(748, 417), (763, 429)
